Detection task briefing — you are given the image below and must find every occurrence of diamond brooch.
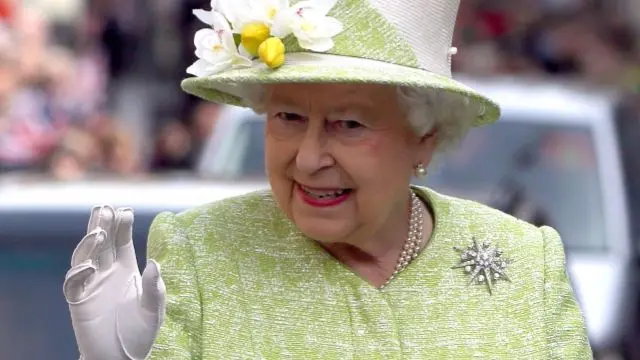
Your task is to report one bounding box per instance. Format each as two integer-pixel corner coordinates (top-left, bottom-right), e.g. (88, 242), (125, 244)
(452, 238), (512, 295)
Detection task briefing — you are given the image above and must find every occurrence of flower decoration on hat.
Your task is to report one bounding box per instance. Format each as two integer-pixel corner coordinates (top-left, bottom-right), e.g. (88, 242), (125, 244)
(186, 13), (253, 77)
(187, 0), (344, 77)
(271, 1), (344, 52)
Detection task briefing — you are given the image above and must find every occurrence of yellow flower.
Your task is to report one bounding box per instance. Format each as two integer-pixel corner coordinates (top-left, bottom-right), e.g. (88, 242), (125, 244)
(258, 37), (286, 69)
(240, 23), (271, 56)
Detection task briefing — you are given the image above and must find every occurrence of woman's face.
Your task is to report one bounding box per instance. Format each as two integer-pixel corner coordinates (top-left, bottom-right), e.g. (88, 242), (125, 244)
(265, 83), (437, 245)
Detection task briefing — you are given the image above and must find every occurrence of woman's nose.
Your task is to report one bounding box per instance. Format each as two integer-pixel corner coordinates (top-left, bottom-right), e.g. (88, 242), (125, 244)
(295, 125), (334, 174)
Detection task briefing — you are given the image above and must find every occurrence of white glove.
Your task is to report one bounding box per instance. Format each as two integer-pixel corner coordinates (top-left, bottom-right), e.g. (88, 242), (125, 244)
(63, 205), (166, 360)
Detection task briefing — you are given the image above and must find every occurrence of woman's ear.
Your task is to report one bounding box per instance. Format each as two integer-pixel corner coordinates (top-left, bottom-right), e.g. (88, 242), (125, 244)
(415, 128), (438, 167)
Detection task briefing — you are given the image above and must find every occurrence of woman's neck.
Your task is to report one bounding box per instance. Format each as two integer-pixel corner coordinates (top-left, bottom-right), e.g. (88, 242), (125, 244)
(322, 196), (434, 288)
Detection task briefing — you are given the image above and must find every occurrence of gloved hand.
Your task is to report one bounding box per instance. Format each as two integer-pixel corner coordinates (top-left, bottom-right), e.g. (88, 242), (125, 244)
(63, 206), (166, 360)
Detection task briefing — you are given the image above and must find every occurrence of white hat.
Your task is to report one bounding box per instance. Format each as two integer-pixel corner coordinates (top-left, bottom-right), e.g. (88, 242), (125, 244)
(181, 0), (500, 126)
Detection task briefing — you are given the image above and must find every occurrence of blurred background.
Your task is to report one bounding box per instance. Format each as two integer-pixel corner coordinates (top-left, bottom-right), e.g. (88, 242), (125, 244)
(0, 0), (639, 359)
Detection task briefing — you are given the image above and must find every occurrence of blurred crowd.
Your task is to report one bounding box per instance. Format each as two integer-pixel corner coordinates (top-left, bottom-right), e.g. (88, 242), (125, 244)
(0, 0), (639, 180)
(0, 0), (223, 179)
(0, 0), (130, 178)
(454, 0), (640, 91)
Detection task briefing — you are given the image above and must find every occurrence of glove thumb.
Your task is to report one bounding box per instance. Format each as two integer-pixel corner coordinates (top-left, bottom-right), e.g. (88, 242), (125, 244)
(118, 262), (165, 360)
(140, 259), (166, 323)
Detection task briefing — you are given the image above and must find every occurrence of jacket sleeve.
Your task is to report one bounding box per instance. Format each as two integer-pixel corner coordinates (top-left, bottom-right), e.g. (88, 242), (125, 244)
(541, 226), (593, 359)
(146, 212), (202, 360)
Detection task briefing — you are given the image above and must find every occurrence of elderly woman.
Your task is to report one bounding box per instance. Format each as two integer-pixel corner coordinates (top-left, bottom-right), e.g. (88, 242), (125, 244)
(64, 0), (593, 359)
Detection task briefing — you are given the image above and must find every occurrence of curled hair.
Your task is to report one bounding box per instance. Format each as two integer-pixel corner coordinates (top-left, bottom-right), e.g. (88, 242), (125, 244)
(396, 86), (478, 151)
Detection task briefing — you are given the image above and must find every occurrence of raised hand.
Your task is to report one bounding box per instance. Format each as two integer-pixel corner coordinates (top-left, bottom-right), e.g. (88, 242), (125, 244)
(63, 206), (166, 360)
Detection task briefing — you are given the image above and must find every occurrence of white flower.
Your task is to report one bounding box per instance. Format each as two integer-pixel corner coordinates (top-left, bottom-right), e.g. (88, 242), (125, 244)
(186, 28), (252, 77)
(271, 0), (343, 52)
(186, 0), (343, 75)
(219, 0), (289, 33)
(248, 0), (291, 26)
(193, 0), (221, 27)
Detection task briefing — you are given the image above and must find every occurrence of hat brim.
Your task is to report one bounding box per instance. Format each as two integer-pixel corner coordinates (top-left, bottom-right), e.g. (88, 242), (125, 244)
(181, 53), (500, 126)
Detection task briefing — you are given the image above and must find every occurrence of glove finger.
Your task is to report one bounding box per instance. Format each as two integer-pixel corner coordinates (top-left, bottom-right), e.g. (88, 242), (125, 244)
(115, 208), (134, 248)
(63, 261), (97, 304)
(71, 229), (105, 267)
(95, 207), (117, 272)
(140, 260), (166, 318)
(87, 205), (113, 234)
(114, 208), (138, 270)
(86, 205), (101, 234)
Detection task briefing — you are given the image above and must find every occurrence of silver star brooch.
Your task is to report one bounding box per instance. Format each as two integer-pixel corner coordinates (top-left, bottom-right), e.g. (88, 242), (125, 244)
(452, 238), (512, 294)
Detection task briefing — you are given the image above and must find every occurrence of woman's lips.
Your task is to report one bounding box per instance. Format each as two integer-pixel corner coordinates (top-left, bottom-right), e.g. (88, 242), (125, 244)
(295, 183), (353, 208)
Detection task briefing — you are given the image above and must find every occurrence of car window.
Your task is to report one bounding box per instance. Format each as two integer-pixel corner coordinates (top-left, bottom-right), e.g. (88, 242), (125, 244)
(418, 120), (606, 253)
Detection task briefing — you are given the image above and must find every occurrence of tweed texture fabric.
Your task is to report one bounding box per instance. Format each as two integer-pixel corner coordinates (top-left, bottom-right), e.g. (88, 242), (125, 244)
(147, 186), (593, 359)
(180, 0), (501, 126)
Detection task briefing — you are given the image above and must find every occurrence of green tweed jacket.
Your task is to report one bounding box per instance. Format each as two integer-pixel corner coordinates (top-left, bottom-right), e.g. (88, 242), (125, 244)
(147, 186), (593, 359)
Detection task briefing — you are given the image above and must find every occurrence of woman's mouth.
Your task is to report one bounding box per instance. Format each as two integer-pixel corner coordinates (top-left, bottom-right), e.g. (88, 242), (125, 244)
(296, 184), (353, 207)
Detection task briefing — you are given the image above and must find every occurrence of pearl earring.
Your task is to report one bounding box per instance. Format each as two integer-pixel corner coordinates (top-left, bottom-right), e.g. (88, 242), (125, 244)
(415, 164), (427, 178)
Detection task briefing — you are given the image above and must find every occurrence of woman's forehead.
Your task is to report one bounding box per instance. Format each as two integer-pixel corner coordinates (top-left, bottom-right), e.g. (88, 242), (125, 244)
(265, 83), (397, 109)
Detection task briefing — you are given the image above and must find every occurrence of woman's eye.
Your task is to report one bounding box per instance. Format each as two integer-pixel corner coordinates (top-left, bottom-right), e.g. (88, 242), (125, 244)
(342, 120), (362, 129)
(276, 112), (305, 122)
(333, 120), (363, 129)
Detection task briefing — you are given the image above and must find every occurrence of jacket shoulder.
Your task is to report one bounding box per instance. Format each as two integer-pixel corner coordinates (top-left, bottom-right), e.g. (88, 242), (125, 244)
(420, 187), (541, 236)
(177, 189), (280, 223)
(418, 187), (556, 270)
(152, 189), (292, 249)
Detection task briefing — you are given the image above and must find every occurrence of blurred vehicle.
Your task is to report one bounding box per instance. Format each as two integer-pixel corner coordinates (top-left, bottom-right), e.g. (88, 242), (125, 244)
(425, 77), (639, 359)
(0, 175), (265, 359)
(197, 104), (268, 179)
(198, 77), (640, 358)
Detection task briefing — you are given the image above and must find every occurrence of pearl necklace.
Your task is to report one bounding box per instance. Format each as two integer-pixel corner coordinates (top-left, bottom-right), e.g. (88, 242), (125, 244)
(379, 191), (425, 289)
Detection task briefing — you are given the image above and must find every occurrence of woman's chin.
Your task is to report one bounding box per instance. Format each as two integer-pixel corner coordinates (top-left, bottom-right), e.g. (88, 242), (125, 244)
(293, 217), (353, 244)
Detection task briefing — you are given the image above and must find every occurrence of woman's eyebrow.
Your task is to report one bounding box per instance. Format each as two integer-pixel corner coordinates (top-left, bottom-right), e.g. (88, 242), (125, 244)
(267, 99), (307, 113)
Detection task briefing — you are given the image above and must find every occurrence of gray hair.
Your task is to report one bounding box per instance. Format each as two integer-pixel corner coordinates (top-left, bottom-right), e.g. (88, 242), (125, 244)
(243, 85), (479, 151)
(397, 86), (479, 151)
